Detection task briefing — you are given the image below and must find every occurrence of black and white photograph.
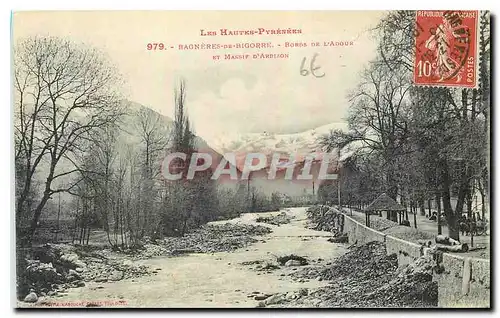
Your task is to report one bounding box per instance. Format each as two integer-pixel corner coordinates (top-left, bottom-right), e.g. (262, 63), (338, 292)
(12, 10), (491, 308)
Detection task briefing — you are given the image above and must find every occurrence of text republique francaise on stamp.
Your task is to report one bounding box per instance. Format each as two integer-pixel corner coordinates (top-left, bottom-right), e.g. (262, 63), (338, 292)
(414, 10), (478, 88)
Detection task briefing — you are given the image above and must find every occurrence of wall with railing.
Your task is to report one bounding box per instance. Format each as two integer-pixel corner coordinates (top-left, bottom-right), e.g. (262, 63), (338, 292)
(332, 206), (490, 308)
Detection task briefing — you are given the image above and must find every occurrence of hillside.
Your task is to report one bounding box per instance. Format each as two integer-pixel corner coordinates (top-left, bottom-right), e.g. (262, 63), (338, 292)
(209, 123), (349, 156)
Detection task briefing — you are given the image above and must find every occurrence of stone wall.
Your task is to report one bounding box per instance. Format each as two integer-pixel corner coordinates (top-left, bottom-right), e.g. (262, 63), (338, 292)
(338, 209), (490, 308)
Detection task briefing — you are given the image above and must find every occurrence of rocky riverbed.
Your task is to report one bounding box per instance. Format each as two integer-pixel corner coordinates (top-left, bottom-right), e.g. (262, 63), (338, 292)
(255, 211), (292, 226)
(17, 222), (273, 304)
(132, 223), (272, 259)
(17, 207), (439, 308)
(274, 241), (438, 308)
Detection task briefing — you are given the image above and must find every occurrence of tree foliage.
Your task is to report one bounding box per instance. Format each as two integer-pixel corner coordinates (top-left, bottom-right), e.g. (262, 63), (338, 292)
(319, 11), (490, 240)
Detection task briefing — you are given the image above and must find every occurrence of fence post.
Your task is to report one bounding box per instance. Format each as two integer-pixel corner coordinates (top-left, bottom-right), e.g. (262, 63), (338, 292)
(462, 258), (472, 295)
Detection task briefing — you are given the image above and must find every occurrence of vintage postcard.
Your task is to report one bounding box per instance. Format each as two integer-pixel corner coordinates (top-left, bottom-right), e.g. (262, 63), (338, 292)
(12, 10), (490, 308)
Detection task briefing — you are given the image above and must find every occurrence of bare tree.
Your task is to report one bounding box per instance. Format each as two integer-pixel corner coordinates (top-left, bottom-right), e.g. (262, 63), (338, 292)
(134, 107), (170, 235)
(320, 11), (490, 240)
(321, 61), (411, 200)
(14, 36), (124, 246)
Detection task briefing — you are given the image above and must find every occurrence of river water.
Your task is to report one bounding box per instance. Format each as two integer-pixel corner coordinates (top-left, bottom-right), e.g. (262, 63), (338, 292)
(39, 207), (347, 308)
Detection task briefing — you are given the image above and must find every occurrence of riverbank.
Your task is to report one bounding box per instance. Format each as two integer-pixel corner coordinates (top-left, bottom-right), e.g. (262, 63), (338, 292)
(16, 222), (273, 304)
(18, 206), (455, 308)
(18, 208), (347, 308)
(339, 207), (489, 259)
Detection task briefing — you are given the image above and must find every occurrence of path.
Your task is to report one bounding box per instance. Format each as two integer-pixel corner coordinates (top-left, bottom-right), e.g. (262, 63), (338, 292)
(344, 207), (489, 259)
(33, 207), (346, 308)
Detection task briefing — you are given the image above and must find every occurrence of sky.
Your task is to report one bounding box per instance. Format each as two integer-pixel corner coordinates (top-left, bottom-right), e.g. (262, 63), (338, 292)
(13, 11), (385, 144)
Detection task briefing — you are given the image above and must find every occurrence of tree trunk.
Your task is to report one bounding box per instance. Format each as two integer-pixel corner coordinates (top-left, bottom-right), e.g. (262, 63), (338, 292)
(86, 225), (91, 245)
(436, 193), (442, 235)
(466, 188), (473, 219)
(419, 199), (425, 216)
(481, 190), (486, 220)
(440, 159), (459, 240)
(455, 163), (471, 219)
(413, 209), (417, 229)
(25, 191), (52, 247)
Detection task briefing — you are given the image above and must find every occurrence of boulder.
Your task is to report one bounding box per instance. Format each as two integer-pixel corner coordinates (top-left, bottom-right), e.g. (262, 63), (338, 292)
(73, 280), (85, 287)
(327, 235), (348, 243)
(285, 260), (302, 267)
(25, 261), (62, 290)
(24, 292), (38, 303)
(122, 260), (133, 266)
(68, 269), (81, 278)
(285, 292), (297, 300)
(261, 262), (280, 270)
(254, 294), (271, 301)
(277, 255), (308, 266)
(60, 253), (79, 264)
(109, 270), (124, 281)
(265, 294), (284, 305)
(60, 253), (86, 269)
(298, 288), (308, 296)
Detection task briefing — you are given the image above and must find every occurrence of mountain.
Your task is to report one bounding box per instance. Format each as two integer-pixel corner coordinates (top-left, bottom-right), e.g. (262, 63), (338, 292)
(26, 99), (350, 211)
(122, 101), (244, 188)
(201, 123), (351, 197)
(123, 104), (352, 197)
(37, 100), (242, 204)
(208, 123), (348, 156)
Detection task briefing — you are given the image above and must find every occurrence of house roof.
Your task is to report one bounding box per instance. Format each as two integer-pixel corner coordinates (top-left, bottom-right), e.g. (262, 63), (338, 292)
(364, 193), (405, 212)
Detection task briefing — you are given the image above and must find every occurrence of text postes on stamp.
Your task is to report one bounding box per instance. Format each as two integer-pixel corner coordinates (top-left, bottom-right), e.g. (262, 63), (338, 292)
(414, 10), (478, 88)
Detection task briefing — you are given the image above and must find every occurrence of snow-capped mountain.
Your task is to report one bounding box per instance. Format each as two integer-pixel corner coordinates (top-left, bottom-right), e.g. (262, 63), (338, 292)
(208, 122), (348, 156)
(197, 123), (352, 197)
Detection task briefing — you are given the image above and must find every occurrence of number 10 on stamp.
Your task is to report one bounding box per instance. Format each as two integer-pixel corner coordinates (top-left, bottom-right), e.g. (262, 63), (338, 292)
(413, 10), (479, 88)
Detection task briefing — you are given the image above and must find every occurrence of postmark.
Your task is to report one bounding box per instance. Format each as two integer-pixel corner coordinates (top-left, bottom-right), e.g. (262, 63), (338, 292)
(413, 10), (478, 88)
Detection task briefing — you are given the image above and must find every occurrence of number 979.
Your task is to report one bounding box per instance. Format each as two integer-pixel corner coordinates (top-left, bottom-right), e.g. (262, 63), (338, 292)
(147, 43), (165, 50)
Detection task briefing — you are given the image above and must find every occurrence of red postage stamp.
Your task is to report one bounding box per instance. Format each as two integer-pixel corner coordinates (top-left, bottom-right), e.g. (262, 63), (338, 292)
(413, 10), (478, 88)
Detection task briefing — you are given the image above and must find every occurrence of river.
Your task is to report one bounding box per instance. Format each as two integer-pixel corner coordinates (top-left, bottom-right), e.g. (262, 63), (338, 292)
(40, 207), (347, 308)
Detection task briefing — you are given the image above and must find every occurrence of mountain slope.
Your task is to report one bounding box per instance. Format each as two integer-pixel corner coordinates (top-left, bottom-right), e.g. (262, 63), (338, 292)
(209, 122), (348, 156)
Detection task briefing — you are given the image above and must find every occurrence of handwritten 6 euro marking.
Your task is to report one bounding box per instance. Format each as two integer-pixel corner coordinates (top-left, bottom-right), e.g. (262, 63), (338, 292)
(300, 53), (325, 78)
